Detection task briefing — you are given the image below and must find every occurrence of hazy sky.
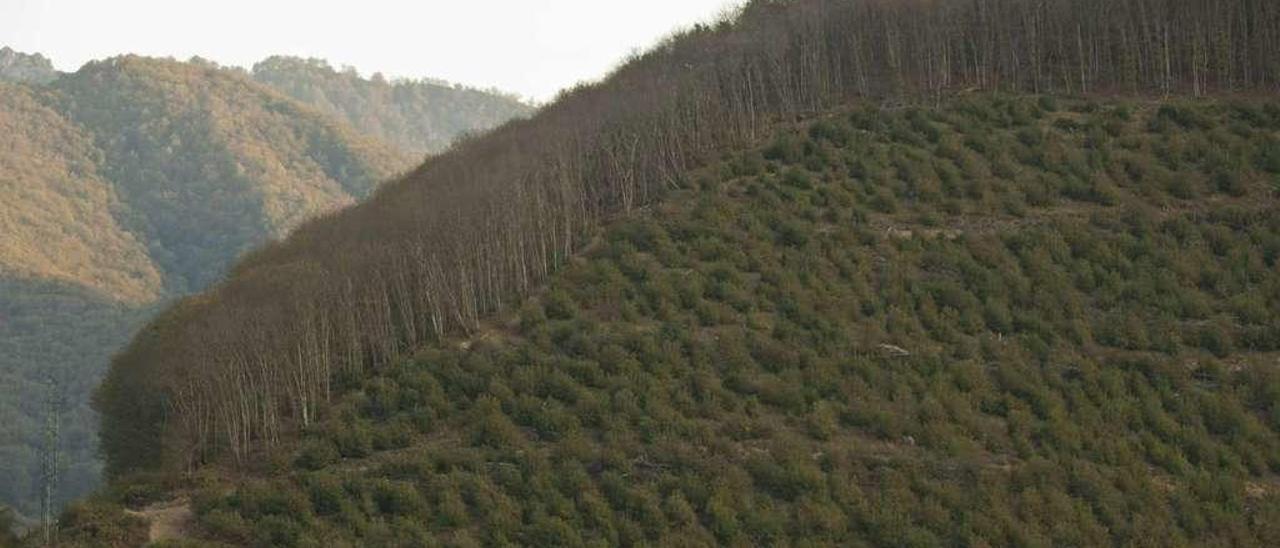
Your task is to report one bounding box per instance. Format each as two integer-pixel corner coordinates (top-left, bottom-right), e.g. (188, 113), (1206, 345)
(0, 0), (737, 101)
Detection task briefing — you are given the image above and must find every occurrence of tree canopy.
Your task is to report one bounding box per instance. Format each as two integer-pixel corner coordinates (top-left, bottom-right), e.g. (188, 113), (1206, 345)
(0, 55), (408, 522)
(252, 56), (532, 156)
(70, 94), (1280, 547)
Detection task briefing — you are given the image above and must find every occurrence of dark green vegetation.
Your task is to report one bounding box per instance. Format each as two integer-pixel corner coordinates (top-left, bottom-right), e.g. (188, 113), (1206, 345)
(97, 0), (1280, 479)
(58, 0), (1280, 544)
(0, 51), (527, 524)
(0, 279), (155, 532)
(73, 97), (1280, 546)
(251, 56), (532, 156)
(0, 506), (20, 547)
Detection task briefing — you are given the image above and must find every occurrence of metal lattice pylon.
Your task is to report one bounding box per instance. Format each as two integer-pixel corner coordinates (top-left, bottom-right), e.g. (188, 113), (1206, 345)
(39, 377), (60, 546)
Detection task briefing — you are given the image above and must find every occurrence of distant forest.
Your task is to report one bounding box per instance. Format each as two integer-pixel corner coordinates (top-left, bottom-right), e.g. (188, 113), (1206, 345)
(6, 0), (1270, 545)
(0, 47), (57, 84)
(251, 56), (532, 155)
(0, 51), (528, 525)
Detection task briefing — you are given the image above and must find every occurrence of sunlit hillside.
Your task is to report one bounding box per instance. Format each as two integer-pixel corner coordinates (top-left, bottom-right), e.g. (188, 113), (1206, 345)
(12, 0), (1280, 545)
(0, 51), (529, 526)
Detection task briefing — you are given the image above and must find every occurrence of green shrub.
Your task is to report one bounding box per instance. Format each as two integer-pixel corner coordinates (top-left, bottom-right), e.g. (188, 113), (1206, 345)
(150, 96), (1280, 547)
(371, 479), (427, 518)
(329, 420), (373, 458)
(295, 439), (340, 470)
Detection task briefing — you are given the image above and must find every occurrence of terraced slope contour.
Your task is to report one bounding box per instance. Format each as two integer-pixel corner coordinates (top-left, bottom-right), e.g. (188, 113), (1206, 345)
(76, 96), (1280, 547)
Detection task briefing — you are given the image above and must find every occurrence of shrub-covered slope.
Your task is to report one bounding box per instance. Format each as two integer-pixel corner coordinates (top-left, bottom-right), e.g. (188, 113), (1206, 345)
(75, 0), (1280, 544)
(95, 0), (1280, 481)
(71, 96), (1280, 546)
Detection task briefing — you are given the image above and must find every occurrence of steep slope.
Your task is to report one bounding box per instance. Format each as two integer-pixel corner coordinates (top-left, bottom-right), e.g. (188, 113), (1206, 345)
(51, 56), (413, 292)
(74, 0), (1280, 545)
(251, 56), (532, 156)
(73, 96), (1280, 547)
(0, 279), (154, 528)
(0, 58), (414, 524)
(95, 0), (1280, 476)
(0, 82), (161, 303)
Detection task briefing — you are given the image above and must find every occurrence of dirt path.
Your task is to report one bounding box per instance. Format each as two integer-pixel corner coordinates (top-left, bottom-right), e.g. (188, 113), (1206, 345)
(123, 498), (192, 543)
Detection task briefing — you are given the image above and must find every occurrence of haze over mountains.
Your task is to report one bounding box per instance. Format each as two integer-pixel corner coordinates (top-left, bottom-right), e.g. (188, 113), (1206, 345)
(0, 49), (530, 524)
(13, 0), (1268, 545)
(0, 47), (57, 85)
(1, 0), (1279, 545)
(251, 56), (530, 156)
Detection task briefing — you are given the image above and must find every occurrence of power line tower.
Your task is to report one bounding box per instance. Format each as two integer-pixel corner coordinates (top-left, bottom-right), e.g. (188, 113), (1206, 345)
(39, 376), (61, 546)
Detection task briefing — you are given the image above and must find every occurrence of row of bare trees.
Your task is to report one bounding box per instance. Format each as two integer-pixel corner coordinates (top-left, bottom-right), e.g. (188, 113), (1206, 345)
(95, 0), (1280, 475)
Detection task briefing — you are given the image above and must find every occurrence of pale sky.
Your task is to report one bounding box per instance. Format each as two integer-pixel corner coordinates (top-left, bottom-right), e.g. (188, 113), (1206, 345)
(0, 0), (737, 101)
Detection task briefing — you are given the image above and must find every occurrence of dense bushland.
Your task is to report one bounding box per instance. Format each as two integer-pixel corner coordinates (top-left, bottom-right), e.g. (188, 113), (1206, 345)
(95, 0), (1280, 478)
(65, 96), (1280, 546)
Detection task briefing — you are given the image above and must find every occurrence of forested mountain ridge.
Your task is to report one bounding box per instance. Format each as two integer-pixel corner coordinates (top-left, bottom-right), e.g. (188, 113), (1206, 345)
(251, 56), (533, 155)
(1, 46), (533, 525)
(35, 0), (1280, 545)
(0, 47), (57, 85)
(0, 56), (403, 527)
(50, 55), (414, 293)
(0, 81), (161, 304)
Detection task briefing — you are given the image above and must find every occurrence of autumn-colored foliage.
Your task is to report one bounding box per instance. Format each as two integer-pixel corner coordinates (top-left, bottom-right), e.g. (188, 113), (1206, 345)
(0, 56), (410, 522)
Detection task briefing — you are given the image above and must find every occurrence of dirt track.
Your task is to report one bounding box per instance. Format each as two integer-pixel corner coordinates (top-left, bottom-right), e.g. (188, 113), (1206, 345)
(123, 498), (192, 543)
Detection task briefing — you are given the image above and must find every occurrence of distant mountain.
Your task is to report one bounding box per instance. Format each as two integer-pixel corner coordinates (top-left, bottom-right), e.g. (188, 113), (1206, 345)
(0, 52), (528, 524)
(58, 0), (1280, 545)
(0, 81), (161, 303)
(0, 55), (408, 523)
(52, 56), (413, 292)
(0, 47), (57, 84)
(252, 56), (533, 155)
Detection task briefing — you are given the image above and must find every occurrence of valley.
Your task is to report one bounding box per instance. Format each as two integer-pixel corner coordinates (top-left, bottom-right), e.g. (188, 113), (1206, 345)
(0, 51), (529, 528)
(2, 0), (1279, 545)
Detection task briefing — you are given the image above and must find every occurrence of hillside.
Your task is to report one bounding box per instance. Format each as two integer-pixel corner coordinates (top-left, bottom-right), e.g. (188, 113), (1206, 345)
(54, 0), (1280, 545)
(0, 82), (161, 303)
(0, 56), (412, 525)
(251, 56), (533, 155)
(51, 56), (414, 292)
(0, 279), (156, 530)
(0, 47), (57, 84)
(68, 95), (1280, 547)
(1, 45), (537, 523)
